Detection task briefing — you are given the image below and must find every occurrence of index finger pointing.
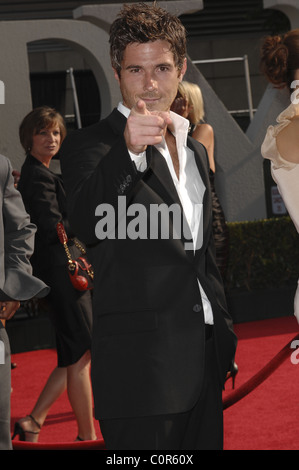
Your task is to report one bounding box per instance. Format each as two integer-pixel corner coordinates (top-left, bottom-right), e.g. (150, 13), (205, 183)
(132, 99), (148, 116)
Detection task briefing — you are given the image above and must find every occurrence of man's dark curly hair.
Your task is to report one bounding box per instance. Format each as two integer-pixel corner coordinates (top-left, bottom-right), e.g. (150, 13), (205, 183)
(110, 2), (187, 77)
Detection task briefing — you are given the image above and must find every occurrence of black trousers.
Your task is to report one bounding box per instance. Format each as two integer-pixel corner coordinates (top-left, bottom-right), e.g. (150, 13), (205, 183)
(100, 328), (223, 450)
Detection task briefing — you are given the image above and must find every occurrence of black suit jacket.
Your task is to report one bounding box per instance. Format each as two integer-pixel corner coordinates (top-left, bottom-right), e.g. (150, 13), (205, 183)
(17, 155), (77, 274)
(60, 109), (237, 420)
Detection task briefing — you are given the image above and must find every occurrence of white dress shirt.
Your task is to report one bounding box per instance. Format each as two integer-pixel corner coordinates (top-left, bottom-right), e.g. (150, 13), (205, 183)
(118, 102), (214, 324)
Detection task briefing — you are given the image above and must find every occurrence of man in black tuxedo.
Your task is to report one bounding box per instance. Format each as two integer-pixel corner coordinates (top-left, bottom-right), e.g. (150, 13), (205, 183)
(60, 2), (237, 450)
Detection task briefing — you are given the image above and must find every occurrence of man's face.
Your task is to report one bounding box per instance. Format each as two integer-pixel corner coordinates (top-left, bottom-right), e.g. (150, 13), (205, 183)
(114, 40), (187, 112)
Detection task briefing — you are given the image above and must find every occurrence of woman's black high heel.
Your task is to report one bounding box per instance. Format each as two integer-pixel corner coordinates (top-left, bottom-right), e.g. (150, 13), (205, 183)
(12, 414), (41, 442)
(225, 362), (239, 389)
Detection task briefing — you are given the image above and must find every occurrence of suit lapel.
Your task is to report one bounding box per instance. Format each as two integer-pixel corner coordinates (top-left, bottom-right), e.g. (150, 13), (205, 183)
(148, 138), (213, 261)
(145, 146), (195, 257)
(187, 137), (213, 261)
(146, 146), (182, 208)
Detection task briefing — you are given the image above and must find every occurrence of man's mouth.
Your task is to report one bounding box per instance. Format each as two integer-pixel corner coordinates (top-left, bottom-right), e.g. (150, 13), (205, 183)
(141, 95), (160, 102)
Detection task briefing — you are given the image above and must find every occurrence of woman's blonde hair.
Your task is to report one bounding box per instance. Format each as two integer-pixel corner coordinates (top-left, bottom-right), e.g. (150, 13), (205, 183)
(177, 81), (205, 124)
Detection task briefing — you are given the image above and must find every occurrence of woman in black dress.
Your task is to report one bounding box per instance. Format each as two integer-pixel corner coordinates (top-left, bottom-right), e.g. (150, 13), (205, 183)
(13, 107), (96, 442)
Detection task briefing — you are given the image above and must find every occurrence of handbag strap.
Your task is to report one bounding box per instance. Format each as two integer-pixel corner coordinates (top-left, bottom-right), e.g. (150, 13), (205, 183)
(56, 222), (73, 264)
(56, 223), (94, 281)
(56, 222), (68, 244)
(56, 222), (87, 261)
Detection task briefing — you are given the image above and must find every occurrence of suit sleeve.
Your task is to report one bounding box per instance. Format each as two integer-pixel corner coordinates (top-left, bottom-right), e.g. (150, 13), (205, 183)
(0, 157), (49, 301)
(60, 126), (141, 245)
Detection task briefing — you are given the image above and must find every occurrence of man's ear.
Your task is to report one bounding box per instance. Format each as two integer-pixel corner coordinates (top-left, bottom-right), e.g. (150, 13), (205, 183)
(179, 58), (187, 82)
(113, 68), (120, 83)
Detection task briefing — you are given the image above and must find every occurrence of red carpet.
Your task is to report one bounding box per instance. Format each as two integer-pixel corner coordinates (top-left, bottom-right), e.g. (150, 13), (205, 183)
(10, 315), (299, 450)
(10, 349), (105, 450)
(223, 315), (299, 450)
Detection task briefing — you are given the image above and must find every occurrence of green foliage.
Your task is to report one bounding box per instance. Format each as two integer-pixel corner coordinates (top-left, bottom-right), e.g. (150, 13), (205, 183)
(225, 217), (299, 292)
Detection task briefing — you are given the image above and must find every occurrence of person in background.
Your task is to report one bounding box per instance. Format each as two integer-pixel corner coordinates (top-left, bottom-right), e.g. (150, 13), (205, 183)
(0, 154), (49, 450)
(261, 29), (299, 323)
(60, 3), (237, 450)
(13, 106), (96, 443)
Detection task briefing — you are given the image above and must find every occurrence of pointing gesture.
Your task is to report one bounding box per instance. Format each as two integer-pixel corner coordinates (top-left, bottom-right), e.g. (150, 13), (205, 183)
(124, 99), (172, 155)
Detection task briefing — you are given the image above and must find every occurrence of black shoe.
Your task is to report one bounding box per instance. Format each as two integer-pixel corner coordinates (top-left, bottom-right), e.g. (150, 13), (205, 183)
(12, 415), (41, 442)
(225, 362), (239, 389)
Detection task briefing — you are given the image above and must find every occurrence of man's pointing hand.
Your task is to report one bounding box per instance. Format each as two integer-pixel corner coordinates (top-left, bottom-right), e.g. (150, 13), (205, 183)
(124, 99), (172, 155)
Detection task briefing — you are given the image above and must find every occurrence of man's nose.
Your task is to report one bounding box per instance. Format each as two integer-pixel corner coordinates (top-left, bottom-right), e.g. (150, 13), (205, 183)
(144, 72), (157, 91)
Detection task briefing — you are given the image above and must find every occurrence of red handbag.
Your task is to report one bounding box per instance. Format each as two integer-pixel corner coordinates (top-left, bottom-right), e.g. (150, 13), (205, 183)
(56, 222), (94, 291)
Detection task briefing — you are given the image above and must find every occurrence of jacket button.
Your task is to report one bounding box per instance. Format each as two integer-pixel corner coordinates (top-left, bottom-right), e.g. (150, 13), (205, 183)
(193, 304), (202, 313)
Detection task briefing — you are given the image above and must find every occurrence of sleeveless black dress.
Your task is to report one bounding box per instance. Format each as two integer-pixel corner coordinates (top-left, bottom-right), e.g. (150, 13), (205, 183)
(209, 169), (229, 280)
